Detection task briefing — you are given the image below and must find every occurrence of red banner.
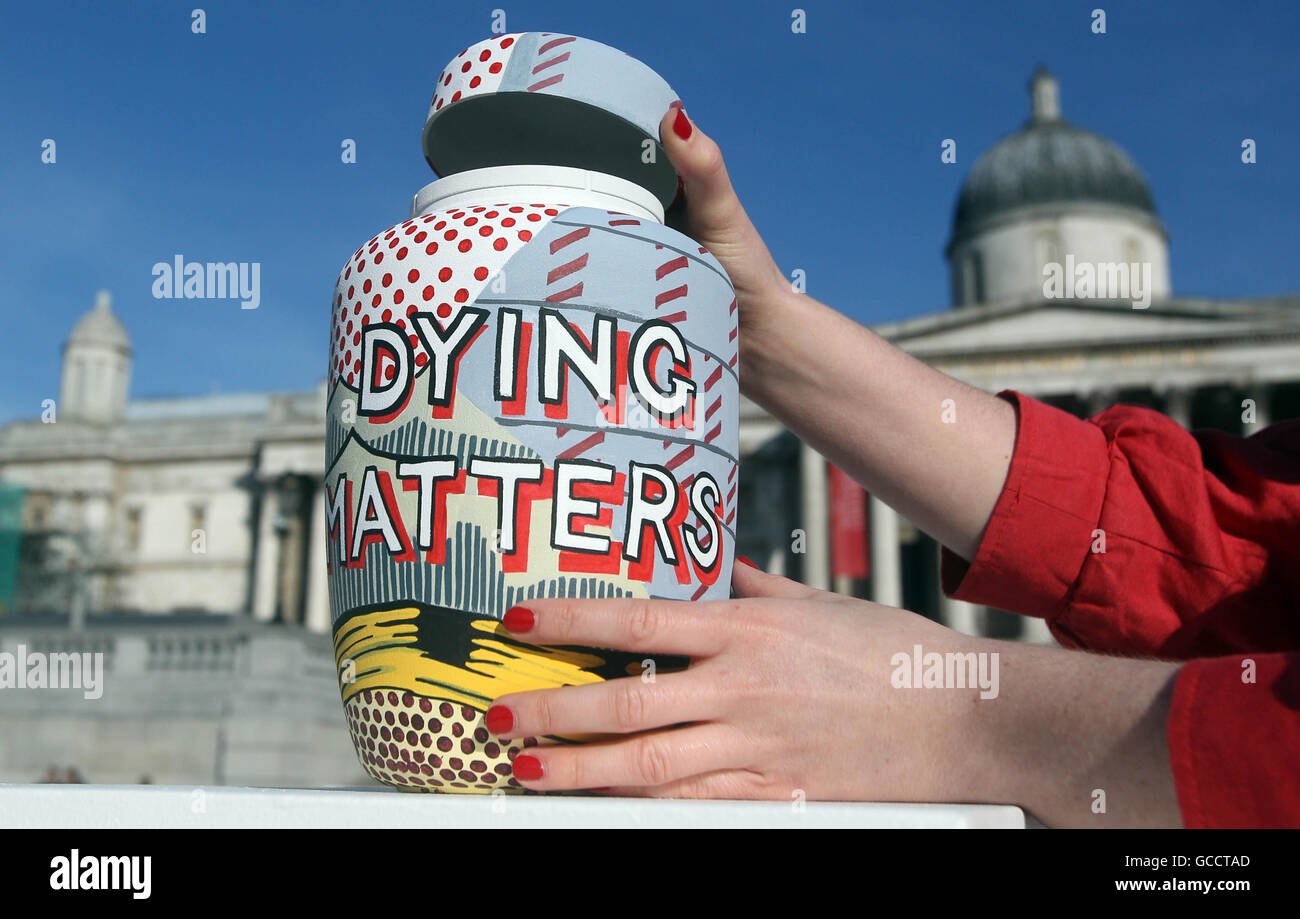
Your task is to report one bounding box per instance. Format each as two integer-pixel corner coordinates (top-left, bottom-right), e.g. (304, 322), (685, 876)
(828, 463), (869, 579)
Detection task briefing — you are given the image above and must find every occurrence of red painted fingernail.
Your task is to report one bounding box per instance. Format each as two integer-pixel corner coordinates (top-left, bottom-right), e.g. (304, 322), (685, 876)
(672, 108), (692, 140)
(513, 754), (544, 781)
(737, 555), (760, 570)
(503, 606), (535, 633)
(485, 705), (514, 734)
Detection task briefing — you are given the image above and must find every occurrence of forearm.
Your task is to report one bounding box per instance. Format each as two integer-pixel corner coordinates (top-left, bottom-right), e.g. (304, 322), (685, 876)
(740, 287), (1016, 560)
(958, 641), (1183, 827)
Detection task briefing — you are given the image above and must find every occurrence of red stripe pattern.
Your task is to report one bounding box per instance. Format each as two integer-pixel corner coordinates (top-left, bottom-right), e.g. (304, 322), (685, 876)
(557, 430), (605, 460)
(527, 35), (576, 92)
(655, 284), (688, 308)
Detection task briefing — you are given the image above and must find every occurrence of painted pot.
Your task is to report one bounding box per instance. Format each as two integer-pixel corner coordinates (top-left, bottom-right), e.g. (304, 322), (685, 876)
(326, 165), (740, 791)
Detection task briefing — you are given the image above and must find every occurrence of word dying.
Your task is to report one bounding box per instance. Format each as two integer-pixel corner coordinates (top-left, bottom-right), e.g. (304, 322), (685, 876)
(356, 306), (698, 429)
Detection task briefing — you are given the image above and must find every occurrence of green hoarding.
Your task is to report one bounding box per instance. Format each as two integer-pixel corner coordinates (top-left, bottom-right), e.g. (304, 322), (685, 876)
(0, 482), (24, 611)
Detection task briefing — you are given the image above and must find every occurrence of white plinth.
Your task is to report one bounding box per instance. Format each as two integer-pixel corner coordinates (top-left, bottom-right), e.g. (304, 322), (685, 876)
(0, 784), (1024, 829)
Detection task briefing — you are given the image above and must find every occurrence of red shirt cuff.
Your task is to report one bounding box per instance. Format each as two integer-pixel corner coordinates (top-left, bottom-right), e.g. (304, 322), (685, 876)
(940, 391), (1110, 633)
(1168, 654), (1300, 828)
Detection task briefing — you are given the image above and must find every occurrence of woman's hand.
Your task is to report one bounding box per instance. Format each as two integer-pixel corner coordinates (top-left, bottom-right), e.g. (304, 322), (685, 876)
(656, 105), (1016, 559)
(487, 562), (1184, 826)
(658, 107), (792, 347)
(487, 561), (984, 802)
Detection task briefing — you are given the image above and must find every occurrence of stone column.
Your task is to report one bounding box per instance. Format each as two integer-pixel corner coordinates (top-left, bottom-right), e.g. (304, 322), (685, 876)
(1087, 388), (1117, 418)
(1020, 617), (1056, 645)
(799, 441), (830, 590)
(305, 481), (330, 634)
(276, 480), (305, 625)
(867, 495), (902, 607)
(251, 477), (281, 621)
(1163, 387), (1192, 428)
(936, 542), (980, 634)
(939, 594), (981, 636)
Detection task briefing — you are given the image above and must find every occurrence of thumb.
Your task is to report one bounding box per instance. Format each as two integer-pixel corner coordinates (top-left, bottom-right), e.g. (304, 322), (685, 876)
(730, 556), (819, 600)
(658, 105), (749, 241)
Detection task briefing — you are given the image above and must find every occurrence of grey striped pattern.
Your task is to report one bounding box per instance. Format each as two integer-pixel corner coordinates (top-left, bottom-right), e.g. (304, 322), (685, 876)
(368, 423), (540, 466)
(326, 412), (349, 470)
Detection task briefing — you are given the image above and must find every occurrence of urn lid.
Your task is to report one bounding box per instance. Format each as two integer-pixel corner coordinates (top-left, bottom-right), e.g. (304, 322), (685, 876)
(422, 32), (682, 211)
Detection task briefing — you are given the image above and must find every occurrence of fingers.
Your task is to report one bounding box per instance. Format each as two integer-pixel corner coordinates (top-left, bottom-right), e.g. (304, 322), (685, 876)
(658, 106), (750, 241)
(657, 105), (790, 308)
(502, 596), (731, 656)
(731, 558), (820, 600)
(507, 722), (748, 791)
(490, 670), (717, 739)
(598, 768), (775, 800)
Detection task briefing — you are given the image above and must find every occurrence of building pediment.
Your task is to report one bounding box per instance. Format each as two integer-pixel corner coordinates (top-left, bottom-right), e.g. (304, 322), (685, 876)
(875, 298), (1300, 358)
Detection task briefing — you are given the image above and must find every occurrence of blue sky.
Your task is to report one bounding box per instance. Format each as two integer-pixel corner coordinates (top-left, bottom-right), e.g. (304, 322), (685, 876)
(1, 0), (1296, 422)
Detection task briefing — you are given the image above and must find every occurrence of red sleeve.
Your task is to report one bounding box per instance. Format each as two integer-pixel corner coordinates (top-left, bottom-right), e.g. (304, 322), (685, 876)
(942, 391), (1300, 827)
(942, 390), (1300, 658)
(1168, 652), (1300, 828)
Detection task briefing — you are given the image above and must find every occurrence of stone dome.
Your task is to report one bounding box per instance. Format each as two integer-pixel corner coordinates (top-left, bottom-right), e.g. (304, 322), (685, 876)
(949, 68), (1158, 249)
(67, 290), (130, 352)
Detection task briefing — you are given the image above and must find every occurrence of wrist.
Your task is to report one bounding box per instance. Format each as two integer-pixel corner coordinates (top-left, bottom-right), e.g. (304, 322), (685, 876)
(735, 280), (818, 392)
(954, 640), (1056, 810)
(918, 634), (1016, 804)
(955, 642), (1183, 826)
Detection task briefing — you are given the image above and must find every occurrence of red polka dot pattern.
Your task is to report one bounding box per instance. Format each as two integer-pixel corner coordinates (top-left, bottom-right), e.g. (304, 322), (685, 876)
(344, 690), (545, 793)
(330, 201), (568, 390)
(430, 33), (520, 114)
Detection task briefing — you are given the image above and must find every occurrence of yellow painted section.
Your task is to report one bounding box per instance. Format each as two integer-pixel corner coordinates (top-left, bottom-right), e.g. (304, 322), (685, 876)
(334, 608), (611, 710)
